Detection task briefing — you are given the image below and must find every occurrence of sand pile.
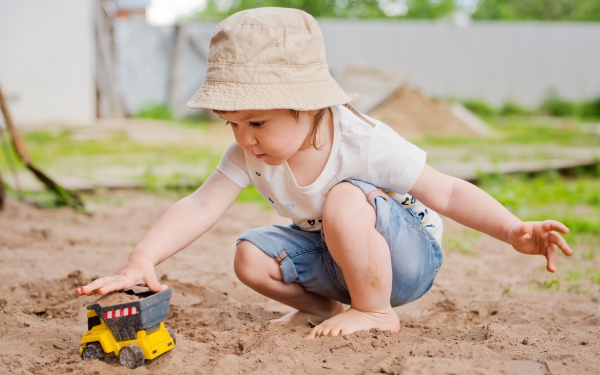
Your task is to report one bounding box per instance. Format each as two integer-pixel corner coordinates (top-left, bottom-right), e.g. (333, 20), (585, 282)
(94, 291), (140, 307)
(334, 65), (487, 140)
(369, 88), (483, 139)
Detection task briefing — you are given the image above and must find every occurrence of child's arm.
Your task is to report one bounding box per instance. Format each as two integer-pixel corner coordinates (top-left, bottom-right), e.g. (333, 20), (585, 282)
(408, 165), (573, 272)
(76, 170), (244, 296)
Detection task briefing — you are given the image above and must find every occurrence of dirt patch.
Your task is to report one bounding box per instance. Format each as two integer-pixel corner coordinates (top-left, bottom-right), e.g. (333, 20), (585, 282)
(369, 88), (481, 139)
(0, 191), (598, 374)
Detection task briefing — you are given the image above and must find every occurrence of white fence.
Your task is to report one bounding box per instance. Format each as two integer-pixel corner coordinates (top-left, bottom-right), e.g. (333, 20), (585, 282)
(320, 20), (600, 108)
(114, 19), (600, 117)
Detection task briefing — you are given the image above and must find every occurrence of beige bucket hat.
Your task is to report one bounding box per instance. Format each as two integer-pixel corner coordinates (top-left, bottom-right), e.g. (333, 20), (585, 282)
(186, 7), (357, 111)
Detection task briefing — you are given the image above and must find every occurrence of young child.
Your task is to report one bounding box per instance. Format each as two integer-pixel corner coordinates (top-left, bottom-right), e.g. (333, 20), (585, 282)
(77, 7), (573, 339)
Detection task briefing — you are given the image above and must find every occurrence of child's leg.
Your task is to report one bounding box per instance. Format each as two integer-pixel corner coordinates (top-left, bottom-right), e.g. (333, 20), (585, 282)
(307, 182), (400, 338)
(234, 240), (344, 325)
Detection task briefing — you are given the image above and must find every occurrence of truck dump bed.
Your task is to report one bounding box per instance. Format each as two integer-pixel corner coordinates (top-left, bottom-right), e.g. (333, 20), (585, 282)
(87, 288), (172, 341)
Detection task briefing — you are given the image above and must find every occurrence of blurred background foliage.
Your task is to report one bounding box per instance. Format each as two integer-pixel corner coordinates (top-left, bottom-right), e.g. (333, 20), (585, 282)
(461, 93), (600, 120)
(472, 0), (600, 22)
(188, 0), (600, 21)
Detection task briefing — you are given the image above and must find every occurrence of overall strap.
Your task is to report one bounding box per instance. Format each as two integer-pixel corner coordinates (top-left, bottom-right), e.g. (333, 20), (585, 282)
(343, 103), (376, 128)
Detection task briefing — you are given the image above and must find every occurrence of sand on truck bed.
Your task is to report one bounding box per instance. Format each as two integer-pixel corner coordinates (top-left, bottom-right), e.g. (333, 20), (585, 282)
(94, 291), (140, 308)
(0, 190), (598, 375)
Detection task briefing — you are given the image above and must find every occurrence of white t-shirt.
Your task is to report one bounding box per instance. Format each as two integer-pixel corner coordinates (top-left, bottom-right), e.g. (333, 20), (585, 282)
(217, 105), (443, 243)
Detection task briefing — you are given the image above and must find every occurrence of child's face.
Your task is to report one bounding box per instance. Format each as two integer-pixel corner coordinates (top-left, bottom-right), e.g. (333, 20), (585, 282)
(218, 109), (318, 166)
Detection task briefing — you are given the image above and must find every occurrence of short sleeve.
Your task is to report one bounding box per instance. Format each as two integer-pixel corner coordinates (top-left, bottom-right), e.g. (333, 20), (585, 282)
(216, 141), (251, 188)
(368, 126), (427, 194)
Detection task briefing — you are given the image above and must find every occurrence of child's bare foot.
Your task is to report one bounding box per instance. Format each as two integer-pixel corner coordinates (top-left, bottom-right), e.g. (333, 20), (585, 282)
(270, 302), (345, 327)
(305, 306), (399, 338)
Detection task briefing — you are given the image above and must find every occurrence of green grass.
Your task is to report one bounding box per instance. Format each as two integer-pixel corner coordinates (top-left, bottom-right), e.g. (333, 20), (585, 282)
(476, 171), (600, 235)
(497, 120), (600, 145)
(461, 95), (600, 120)
(498, 102), (533, 116)
(417, 115), (600, 148)
(442, 229), (481, 256)
(137, 172), (270, 208)
(134, 103), (213, 128)
(235, 185), (271, 209)
(461, 100), (496, 118)
(140, 170), (205, 193)
(136, 103), (173, 120)
(0, 128), (221, 172)
(478, 170), (600, 207)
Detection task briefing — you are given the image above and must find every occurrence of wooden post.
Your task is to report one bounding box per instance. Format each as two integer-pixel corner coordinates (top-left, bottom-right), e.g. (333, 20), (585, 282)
(95, 0), (125, 118)
(0, 170), (5, 210)
(167, 24), (185, 118)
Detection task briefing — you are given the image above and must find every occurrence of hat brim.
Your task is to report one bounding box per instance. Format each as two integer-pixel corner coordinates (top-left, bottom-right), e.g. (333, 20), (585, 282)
(186, 78), (355, 111)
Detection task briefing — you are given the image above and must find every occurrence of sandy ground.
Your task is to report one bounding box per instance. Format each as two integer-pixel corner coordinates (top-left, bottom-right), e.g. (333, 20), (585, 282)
(0, 191), (599, 375)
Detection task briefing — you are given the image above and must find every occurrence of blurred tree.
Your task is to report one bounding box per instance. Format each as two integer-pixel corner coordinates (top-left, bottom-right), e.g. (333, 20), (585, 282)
(472, 0), (600, 21)
(196, 0), (386, 19)
(404, 0), (456, 19)
(190, 0), (458, 20)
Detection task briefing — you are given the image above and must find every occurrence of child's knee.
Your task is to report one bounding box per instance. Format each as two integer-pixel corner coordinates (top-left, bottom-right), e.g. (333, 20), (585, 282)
(234, 240), (259, 284)
(234, 240), (281, 286)
(323, 182), (375, 230)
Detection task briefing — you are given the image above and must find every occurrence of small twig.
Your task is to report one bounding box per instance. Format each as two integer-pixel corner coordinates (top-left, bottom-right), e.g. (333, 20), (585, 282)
(306, 315), (316, 328)
(484, 323), (493, 339)
(330, 342), (356, 352)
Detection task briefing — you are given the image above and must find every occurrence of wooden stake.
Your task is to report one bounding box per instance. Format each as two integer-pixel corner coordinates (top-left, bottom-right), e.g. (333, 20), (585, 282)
(0, 120), (22, 198)
(0, 85), (30, 164)
(0, 84), (84, 210)
(0, 170), (5, 210)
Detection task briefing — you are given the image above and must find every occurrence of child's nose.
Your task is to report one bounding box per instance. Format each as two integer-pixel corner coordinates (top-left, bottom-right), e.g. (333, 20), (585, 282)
(238, 128), (258, 147)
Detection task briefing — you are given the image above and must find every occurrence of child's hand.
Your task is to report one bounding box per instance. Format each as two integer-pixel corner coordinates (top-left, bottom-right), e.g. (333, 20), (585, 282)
(76, 252), (168, 296)
(507, 220), (573, 273)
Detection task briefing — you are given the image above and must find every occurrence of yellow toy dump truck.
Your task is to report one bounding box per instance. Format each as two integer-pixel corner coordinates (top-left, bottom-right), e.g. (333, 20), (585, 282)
(79, 288), (176, 369)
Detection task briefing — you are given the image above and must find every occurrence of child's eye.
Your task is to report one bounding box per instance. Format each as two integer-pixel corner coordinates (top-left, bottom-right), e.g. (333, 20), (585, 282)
(226, 121), (238, 128)
(249, 121), (264, 127)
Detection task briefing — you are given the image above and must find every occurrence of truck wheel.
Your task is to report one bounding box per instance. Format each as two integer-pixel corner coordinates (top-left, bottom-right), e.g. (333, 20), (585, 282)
(119, 343), (145, 369)
(166, 327), (176, 345)
(81, 342), (107, 362)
